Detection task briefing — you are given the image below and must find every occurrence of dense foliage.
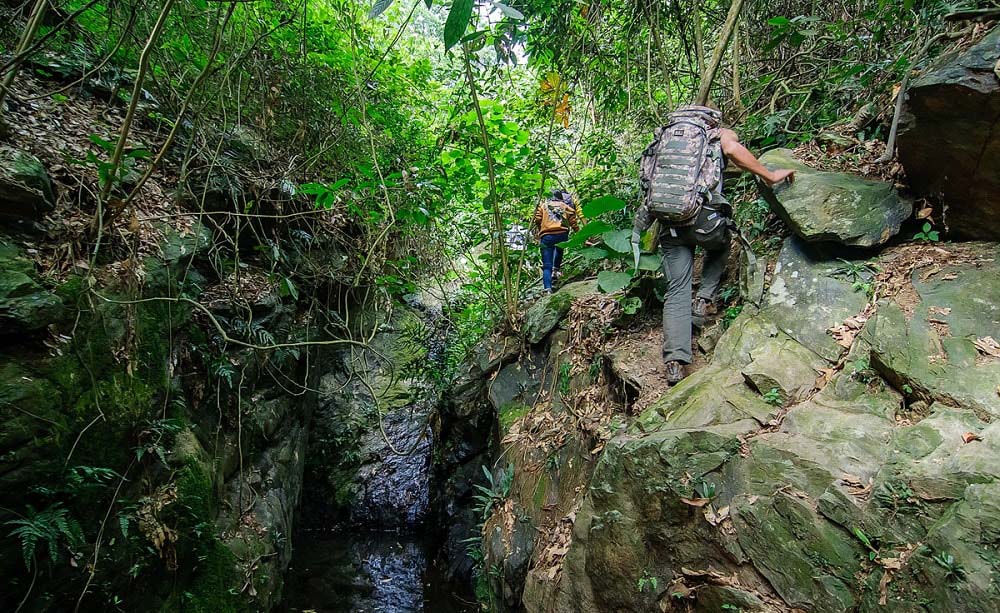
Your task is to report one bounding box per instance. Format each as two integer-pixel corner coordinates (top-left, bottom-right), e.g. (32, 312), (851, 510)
(0, 0), (991, 608)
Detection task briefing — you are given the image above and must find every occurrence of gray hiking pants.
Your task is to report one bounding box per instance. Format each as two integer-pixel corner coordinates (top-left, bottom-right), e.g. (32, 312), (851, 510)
(660, 216), (730, 364)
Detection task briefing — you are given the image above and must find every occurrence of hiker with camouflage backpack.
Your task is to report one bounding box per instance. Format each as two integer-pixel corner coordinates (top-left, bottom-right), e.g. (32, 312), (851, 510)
(534, 189), (579, 293)
(631, 105), (795, 384)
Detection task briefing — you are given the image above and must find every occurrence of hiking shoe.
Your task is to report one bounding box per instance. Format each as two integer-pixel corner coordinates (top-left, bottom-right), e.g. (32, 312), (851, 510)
(664, 360), (686, 384)
(692, 297), (716, 328)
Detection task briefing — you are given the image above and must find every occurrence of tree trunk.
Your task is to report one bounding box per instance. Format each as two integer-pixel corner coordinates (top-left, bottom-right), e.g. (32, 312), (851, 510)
(692, 0), (704, 78)
(0, 0), (49, 118)
(695, 0), (746, 106)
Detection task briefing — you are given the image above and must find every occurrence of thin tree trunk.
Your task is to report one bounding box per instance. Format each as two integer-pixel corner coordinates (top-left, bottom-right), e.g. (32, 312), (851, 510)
(696, 0), (746, 106)
(732, 20), (742, 112)
(692, 0), (704, 78)
(0, 0), (49, 117)
(93, 0), (176, 257)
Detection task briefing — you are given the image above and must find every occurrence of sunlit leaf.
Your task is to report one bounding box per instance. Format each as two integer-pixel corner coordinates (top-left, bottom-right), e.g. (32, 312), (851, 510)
(444, 0), (475, 52)
(557, 220), (613, 249)
(582, 196), (627, 218)
(492, 1), (524, 20)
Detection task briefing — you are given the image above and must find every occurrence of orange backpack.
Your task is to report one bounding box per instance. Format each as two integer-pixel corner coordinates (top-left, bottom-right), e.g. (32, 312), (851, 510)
(538, 199), (571, 235)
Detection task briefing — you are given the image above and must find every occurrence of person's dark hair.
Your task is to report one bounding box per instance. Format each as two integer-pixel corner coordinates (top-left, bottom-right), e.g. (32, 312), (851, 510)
(551, 188), (563, 200)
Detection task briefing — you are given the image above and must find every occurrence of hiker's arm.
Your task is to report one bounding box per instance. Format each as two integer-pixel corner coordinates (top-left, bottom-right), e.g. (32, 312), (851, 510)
(720, 129), (795, 185)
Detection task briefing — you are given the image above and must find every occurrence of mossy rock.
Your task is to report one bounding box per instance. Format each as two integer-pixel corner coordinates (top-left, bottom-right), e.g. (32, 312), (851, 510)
(865, 244), (1000, 420)
(758, 148), (912, 248)
(0, 147), (56, 229)
(523, 280), (598, 344)
(0, 241), (63, 333)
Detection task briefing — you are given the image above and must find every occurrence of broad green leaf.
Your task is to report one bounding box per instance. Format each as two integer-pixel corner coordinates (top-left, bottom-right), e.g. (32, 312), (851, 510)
(601, 229), (632, 254)
(368, 0), (395, 18)
(578, 247), (610, 261)
(582, 195), (627, 218)
(767, 16), (790, 26)
(557, 220), (613, 249)
(638, 254), (662, 271)
(597, 270), (632, 294)
(492, 1), (524, 20)
(444, 0), (475, 52)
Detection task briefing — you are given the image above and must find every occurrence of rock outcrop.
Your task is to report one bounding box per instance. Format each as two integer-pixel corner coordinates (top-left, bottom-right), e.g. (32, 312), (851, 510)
(480, 238), (1000, 613)
(758, 149), (912, 248)
(0, 147), (56, 229)
(524, 240), (1000, 613)
(898, 26), (1000, 240)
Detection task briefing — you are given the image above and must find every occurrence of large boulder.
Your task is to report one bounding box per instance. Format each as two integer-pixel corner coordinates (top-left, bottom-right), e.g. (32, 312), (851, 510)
(0, 147), (56, 229)
(758, 149), (912, 248)
(898, 26), (1000, 240)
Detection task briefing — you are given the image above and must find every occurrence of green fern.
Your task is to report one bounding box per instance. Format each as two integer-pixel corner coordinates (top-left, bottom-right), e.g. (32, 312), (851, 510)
(6, 503), (83, 570)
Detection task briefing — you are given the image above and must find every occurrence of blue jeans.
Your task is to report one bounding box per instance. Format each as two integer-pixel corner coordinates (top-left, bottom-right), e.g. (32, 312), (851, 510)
(540, 232), (568, 290)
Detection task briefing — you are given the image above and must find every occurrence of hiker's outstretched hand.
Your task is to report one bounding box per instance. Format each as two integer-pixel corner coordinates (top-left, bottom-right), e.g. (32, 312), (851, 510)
(768, 168), (795, 186)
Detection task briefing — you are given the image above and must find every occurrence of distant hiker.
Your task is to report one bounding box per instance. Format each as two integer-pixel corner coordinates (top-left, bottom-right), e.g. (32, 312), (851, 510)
(534, 189), (579, 293)
(631, 105), (795, 384)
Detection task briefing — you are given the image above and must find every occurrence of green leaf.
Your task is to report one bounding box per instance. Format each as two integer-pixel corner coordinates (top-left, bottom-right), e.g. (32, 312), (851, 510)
(492, 1), (524, 20)
(368, 0), (395, 18)
(280, 277), (299, 301)
(444, 0), (475, 52)
(557, 220), (613, 249)
(581, 195), (627, 218)
(601, 229), (632, 254)
(425, 0), (432, 7)
(767, 16), (790, 26)
(922, 222), (932, 233)
(578, 247), (610, 261)
(597, 270), (632, 294)
(638, 254), (663, 271)
(89, 134), (115, 151)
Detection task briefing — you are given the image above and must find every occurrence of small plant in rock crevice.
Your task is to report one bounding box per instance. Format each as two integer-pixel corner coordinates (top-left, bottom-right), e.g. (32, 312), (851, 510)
(913, 222), (940, 242)
(932, 550), (966, 582)
(762, 387), (784, 406)
(693, 477), (716, 500)
(637, 569), (659, 593)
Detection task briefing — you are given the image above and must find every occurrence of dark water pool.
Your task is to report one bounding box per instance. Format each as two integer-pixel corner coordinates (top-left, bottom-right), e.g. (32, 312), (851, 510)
(281, 529), (477, 613)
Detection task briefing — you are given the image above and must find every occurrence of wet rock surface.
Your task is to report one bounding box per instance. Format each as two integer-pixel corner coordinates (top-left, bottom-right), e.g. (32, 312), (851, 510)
(898, 26), (1000, 240)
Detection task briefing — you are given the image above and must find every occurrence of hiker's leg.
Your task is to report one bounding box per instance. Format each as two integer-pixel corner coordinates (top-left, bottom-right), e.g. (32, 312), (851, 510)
(661, 243), (694, 364)
(697, 235), (731, 301)
(540, 235), (556, 290)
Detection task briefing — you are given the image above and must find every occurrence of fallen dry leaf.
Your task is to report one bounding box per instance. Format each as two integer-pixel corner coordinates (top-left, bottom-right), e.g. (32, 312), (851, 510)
(962, 432), (982, 444)
(680, 497), (712, 508)
(815, 367), (837, 389)
(915, 206), (933, 220)
(880, 557), (902, 570)
(974, 337), (1000, 359)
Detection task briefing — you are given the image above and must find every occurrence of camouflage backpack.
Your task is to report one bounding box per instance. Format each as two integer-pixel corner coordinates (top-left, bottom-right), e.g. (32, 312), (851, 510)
(639, 105), (724, 226)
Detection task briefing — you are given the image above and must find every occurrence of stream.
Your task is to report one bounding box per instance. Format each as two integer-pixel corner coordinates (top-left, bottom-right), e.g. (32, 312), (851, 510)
(281, 293), (479, 612)
(281, 528), (475, 612)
